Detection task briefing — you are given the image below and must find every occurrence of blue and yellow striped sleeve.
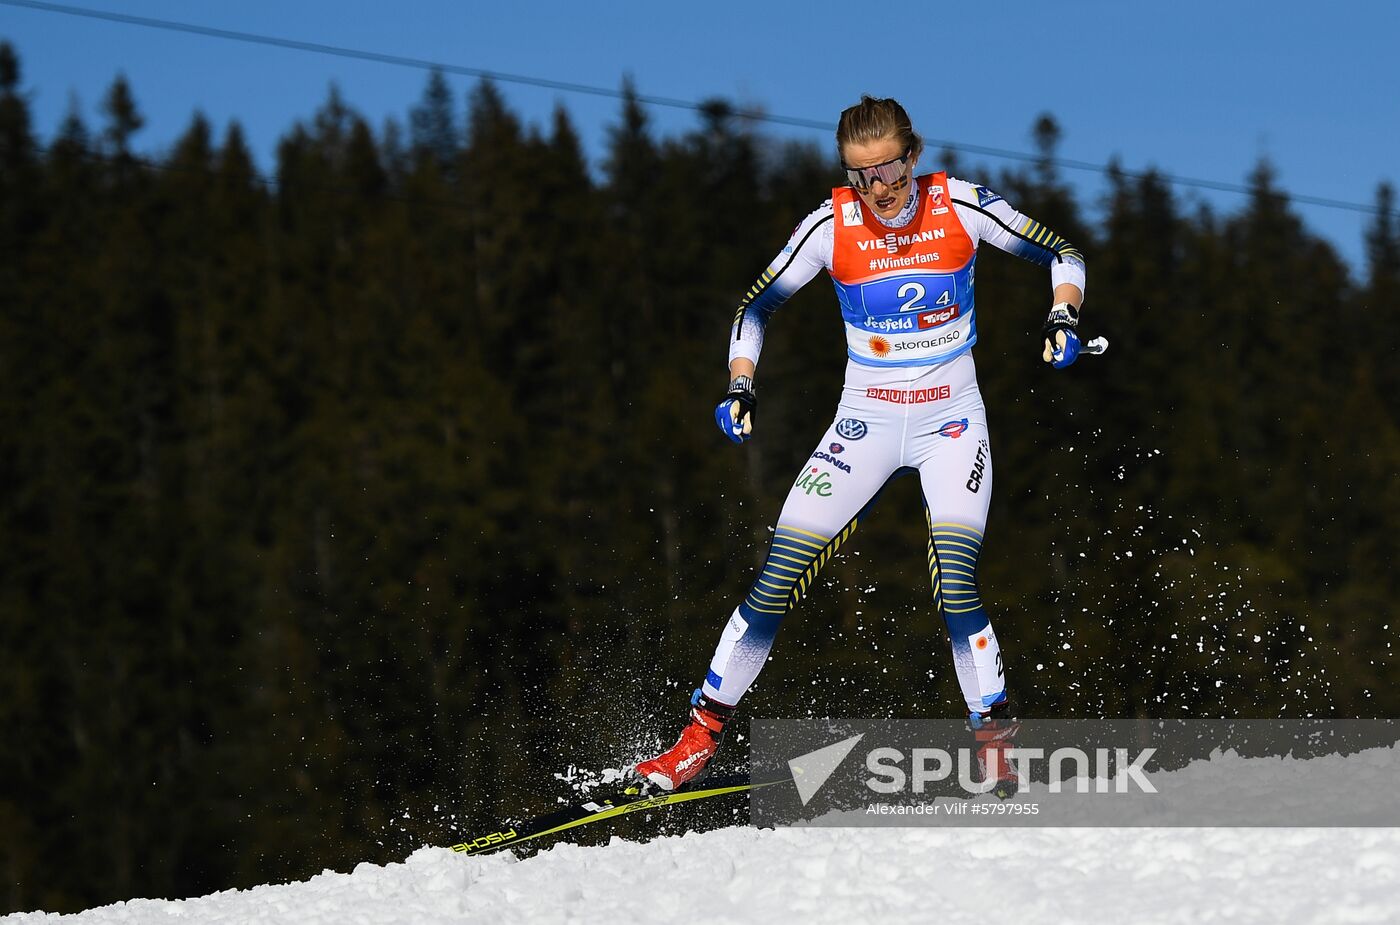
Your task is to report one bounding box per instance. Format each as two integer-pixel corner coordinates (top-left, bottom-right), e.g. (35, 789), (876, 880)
(949, 178), (1086, 296)
(728, 202), (833, 367)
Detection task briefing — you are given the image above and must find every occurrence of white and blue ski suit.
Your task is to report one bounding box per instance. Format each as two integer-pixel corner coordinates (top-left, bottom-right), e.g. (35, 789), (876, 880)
(702, 173), (1085, 715)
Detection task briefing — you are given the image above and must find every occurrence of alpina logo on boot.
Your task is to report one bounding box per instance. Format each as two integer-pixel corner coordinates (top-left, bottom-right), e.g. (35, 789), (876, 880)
(676, 750), (711, 773)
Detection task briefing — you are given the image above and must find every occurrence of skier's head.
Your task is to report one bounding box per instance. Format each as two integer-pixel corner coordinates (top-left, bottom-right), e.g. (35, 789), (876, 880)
(837, 95), (924, 222)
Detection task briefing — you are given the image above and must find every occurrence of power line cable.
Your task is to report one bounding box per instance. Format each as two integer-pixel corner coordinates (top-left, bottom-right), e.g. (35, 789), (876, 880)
(2, 0), (1397, 220)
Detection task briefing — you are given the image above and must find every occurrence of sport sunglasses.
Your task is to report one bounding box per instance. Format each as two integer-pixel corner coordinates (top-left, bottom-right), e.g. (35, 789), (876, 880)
(842, 148), (913, 193)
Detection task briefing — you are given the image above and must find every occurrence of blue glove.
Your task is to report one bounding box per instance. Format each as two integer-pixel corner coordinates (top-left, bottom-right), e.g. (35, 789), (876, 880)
(715, 376), (757, 443)
(1042, 302), (1082, 369)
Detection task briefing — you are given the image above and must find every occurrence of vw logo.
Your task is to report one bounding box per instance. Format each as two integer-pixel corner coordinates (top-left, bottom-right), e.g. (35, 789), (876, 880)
(835, 419), (868, 440)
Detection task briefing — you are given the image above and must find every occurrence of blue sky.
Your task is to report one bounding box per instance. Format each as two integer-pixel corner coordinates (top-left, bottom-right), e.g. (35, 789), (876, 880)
(2, 0), (1397, 272)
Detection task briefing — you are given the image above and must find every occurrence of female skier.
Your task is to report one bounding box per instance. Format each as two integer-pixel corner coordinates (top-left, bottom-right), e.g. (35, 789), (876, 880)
(636, 96), (1087, 792)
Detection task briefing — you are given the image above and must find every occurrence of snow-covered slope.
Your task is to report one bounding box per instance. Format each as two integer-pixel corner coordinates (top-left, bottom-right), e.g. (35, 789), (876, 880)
(11, 826), (1399, 924)
(13, 748), (1400, 924)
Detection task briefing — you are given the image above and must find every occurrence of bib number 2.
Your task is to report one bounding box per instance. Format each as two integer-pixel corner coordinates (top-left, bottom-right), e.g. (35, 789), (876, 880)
(898, 281), (953, 313)
(898, 281), (926, 313)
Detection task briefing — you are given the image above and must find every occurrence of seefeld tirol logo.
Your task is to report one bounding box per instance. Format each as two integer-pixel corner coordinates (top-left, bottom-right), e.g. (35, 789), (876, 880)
(863, 315), (915, 332)
(864, 304), (960, 333)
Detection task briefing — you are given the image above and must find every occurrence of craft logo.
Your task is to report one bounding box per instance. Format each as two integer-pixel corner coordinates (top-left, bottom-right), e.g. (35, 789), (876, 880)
(829, 442), (844, 454)
(866, 385), (951, 404)
(795, 467), (835, 497)
(810, 451), (852, 474)
(966, 439), (989, 492)
(868, 336), (892, 358)
(842, 200), (864, 226)
(835, 419), (868, 440)
(937, 418), (970, 439)
(917, 304), (961, 329)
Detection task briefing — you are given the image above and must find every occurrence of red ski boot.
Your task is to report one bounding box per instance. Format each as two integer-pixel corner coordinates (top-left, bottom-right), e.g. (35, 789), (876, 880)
(970, 699), (1021, 800)
(635, 691), (735, 791)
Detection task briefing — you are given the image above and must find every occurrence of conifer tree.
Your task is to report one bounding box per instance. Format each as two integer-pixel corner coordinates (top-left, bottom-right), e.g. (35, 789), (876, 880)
(409, 68), (458, 172)
(1361, 183), (1399, 401)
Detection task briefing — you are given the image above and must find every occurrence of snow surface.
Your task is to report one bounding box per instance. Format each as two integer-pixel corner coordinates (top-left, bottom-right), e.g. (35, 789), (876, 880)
(10, 827), (1400, 925)
(12, 749), (1400, 924)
